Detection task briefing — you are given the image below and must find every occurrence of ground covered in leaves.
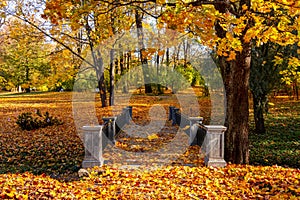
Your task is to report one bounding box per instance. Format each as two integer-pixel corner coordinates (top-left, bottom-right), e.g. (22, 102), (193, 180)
(0, 91), (299, 199)
(1, 165), (299, 199)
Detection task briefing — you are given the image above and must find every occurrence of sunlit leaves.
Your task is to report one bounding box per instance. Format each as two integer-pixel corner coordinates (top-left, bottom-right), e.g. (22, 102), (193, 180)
(159, 0), (300, 62)
(0, 0), (6, 7)
(0, 17), (51, 90)
(43, 0), (134, 44)
(0, 92), (299, 198)
(0, 164), (299, 198)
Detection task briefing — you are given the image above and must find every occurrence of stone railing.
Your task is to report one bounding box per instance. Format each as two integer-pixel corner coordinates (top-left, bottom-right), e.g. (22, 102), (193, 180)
(82, 106), (131, 168)
(82, 106), (227, 168)
(169, 106), (227, 167)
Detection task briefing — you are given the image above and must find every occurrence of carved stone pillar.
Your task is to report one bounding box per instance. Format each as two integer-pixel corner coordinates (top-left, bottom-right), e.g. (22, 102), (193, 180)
(203, 125), (227, 167)
(82, 125), (104, 168)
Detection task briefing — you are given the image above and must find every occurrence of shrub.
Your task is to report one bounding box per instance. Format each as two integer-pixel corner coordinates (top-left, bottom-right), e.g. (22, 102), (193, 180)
(16, 109), (63, 131)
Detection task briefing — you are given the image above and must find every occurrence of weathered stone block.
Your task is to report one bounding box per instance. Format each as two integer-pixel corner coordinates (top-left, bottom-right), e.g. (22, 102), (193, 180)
(82, 125), (104, 168)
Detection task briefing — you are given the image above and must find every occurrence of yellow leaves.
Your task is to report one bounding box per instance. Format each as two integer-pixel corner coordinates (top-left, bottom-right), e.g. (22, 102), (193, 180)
(277, 0), (295, 6)
(232, 19), (247, 37)
(277, 16), (291, 32)
(274, 55), (284, 66)
(251, 0), (264, 12)
(148, 133), (159, 140)
(216, 32), (242, 60)
(242, 4), (248, 11)
(227, 51), (237, 61)
(248, 0), (299, 47)
(157, 0), (166, 5)
(288, 57), (300, 68)
(0, 0), (7, 7)
(280, 32), (297, 45)
(263, 26), (279, 43)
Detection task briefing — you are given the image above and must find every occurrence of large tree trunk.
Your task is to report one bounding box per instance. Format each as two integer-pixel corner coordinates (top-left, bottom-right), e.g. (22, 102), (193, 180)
(214, 0), (251, 164)
(93, 49), (107, 107)
(253, 95), (266, 133)
(135, 9), (152, 94)
(219, 52), (251, 164)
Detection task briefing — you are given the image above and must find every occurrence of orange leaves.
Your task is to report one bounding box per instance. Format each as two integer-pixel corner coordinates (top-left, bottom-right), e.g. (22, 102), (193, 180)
(147, 133), (159, 140)
(71, 164), (300, 199)
(0, 92), (300, 198)
(160, 0), (300, 62)
(0, 92), (83, 179)
(0, 0), (6, 8)
(232, 17), (248, 36)
(247, 0), (300, 47)
(160, 5), (216, 40)
(216, 32), (242, 60)
(227, 51), (237, 61)
(288, 57), (300, 68)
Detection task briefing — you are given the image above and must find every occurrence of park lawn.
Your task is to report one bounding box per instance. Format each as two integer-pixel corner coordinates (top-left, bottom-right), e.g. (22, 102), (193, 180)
(0, 91), (299, 199)
(249, 97), (300, 168)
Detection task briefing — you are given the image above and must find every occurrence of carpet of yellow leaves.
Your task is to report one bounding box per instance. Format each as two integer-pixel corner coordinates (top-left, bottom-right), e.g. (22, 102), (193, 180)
(1, 165), (299, 199)
(0, 92), (299, 199)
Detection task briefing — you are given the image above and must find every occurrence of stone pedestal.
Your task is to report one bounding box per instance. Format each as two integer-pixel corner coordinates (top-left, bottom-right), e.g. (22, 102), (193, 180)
(189, 117), (203, 125)
(203, 125), (227, 167)
(127, 106), (133, 118)
(169, 106), (175, 120)
(82, 125), (104, 168)
(102, 117), (117, 144)
(188, 117), (204, 145)
(122, 107), (131, 123)
(172, 108), (180, 125)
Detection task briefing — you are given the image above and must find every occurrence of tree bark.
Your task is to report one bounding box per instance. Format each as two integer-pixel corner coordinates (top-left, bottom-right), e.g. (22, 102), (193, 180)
(25, 65), (30, 93)
(220, 52), (251, 164)
(295, 81), (299, 100)
(92, 50), (107, 107)
(135, 9), (152, 94)
(85, 15), (107, 107)
(91, 46), (107, 107)
(214, 0), (251, 164)
(253, 95), (266, 133)
(98, 72), (107, 107)
(109, 49), (115, 106)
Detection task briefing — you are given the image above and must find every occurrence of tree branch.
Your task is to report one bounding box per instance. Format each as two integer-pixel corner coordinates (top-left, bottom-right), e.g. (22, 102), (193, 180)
(10, 14), (95, 69)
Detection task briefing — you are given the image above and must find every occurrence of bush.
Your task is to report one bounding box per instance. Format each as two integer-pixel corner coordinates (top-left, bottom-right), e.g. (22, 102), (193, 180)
(16, 109), (63, 131)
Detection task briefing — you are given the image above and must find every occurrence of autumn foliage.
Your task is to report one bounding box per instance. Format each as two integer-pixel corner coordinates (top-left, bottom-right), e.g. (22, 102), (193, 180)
(1, 164), (300, 199)
(0, 92), (299, 199)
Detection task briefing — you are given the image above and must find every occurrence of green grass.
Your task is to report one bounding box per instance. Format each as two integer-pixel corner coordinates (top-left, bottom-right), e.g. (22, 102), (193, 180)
(0, 91), (48, 97)
(249, 98), (300, 168)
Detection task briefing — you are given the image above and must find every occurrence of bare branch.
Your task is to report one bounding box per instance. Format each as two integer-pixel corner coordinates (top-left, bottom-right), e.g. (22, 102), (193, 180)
(61, 32), (89, 45)
(9, 13), (95, 69)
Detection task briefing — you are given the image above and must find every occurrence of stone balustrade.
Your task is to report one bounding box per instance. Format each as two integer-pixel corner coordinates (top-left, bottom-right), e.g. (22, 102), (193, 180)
(81, 125), (104, 168)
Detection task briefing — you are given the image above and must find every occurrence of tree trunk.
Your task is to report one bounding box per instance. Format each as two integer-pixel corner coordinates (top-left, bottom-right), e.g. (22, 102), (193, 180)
(109, 49), (115, 106)
(85, 16), (107, 107)
(98, 73), (107, 107)
(214, 0), (251, 164)
(93, 48), (107, 107)
(122, 52), (129, 94)
(293, 80), (299, 100)
(25, 65), (30, 93)
(135, 9), (152, 94)
(295, 81), (299, 100)
(253, 95), (266, 133)
(220, 53), (250, 164)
